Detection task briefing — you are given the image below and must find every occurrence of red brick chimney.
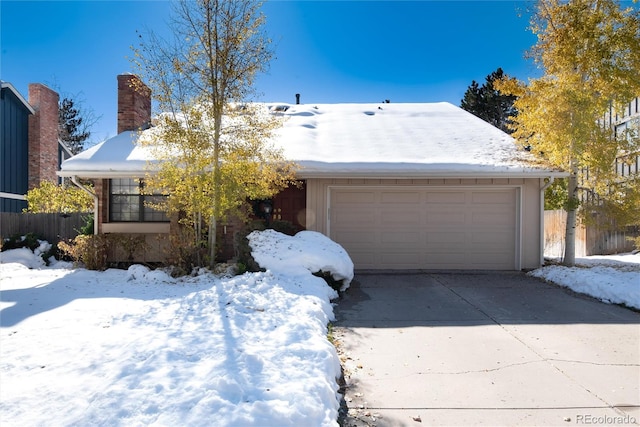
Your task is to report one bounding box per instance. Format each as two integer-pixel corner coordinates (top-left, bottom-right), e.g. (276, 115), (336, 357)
(117, 74), (151, 134)
(28, 83), (59, 189)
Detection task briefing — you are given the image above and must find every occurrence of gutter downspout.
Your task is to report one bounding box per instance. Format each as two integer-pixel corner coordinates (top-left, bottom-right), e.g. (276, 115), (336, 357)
(71, 176), (99, 235)
(539, 176), (555, 267)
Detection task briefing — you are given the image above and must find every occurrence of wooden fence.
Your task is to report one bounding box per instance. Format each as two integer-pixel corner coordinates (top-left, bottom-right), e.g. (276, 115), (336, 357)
(0, 212), (88, 244)
(544, 210), (638, 258)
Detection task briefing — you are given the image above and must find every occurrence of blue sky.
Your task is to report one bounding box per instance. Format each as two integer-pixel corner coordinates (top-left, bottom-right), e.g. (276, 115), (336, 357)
(1, 0), (539, 145)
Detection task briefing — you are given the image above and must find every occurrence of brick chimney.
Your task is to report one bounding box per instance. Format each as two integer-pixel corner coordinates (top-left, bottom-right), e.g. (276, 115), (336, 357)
(117, 74), (151, 134)
(28, 83), (59, 189)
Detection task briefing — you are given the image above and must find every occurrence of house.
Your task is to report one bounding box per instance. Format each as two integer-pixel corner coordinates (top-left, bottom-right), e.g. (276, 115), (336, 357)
(59, 74), (566, 270)
(1, 82), (73, 213)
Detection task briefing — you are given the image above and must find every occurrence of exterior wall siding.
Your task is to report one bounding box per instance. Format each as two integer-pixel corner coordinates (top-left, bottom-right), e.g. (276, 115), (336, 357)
(0, 87), (30, 212)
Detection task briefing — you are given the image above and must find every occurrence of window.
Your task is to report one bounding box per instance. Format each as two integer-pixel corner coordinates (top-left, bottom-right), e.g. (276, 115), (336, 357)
(110, 178), (169, 222)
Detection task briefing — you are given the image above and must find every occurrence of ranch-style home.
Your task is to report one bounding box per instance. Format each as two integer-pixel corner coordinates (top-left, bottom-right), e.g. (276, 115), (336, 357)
(58, 75), (566, 270)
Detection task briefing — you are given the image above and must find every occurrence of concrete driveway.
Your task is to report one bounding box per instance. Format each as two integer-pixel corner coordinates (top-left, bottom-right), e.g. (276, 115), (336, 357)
(334, 272), (640, 427)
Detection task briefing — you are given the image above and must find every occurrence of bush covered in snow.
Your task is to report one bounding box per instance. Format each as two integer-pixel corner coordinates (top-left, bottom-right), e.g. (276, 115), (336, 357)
(248, 229), (354, 292)
(1, 233), (57, 266)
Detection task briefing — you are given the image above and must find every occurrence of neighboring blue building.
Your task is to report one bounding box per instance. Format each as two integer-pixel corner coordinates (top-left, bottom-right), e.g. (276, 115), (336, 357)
(1, 82), (34, 213)
(0, 82), (72, 213)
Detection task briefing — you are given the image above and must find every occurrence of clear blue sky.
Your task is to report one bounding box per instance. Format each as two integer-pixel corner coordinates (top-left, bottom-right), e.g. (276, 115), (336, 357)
(1, 0), (540, 145)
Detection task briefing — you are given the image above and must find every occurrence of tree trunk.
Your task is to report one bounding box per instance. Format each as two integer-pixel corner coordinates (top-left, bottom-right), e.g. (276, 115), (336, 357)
(208, 215), (216, 268)
(563, 165), (579, 266)
(208, 112), (222, 269)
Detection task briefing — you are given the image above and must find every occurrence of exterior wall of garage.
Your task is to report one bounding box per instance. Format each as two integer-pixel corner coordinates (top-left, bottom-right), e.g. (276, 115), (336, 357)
(304, 177), (544, 270)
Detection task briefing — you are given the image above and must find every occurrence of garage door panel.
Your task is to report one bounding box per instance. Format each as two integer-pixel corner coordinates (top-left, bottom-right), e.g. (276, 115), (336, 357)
(426, 232), (466, 244)
(338, 231), (377, 246)
(380, 191), (421, 204)
(469, 252), (514, 269)
(425, 253), (467, 267)
(333, 210), (375, 226)
(349, 252), (376, 268)
(472, 191), (514, 204)
(472, 211), (514, 226)
(425, 192), (466, 203)
(330, 187), (517, 270)
(471, 231), (514, 245)
(381, 231), (421, 244)
(381, 252), (423, 267)
(381, 211), (422, 227)
(426, 212), (466, 226)
(333, 191), (376, 204)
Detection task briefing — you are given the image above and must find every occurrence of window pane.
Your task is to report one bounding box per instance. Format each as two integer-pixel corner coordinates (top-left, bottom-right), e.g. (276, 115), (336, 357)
(111, 195), (139, 222)
(110, 179), (169, 222)
(143, 195), (169, 222)
(111, 178), (140, 195)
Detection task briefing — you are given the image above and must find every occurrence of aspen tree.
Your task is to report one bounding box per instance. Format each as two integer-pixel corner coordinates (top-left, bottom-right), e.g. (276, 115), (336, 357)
(497, 0), (640, 266)
(132, 0), (297, 267)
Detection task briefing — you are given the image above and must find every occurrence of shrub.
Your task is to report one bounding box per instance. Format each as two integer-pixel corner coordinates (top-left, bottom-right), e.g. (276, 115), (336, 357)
(78, 214), (94, 236)
(163, 227), (208, 276)
(2, 232), (41, 252)
(25, 180), (93, 214)
(313, 270), (345, 293)
(1, 232), (61, 266)
(58, 234), (110, 270)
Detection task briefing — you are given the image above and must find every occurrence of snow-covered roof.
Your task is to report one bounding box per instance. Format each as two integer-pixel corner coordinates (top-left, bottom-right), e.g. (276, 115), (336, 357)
(59, 102), (563, 179)
(58, 131), (157, 177)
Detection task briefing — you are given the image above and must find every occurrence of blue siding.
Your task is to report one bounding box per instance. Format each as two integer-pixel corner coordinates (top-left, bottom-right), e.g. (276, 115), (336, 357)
(1, 86), (30, 212)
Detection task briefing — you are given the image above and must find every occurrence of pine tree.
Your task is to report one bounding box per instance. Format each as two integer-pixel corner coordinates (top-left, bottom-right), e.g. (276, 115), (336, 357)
(58, 97), (90, 154)
(461, 68), (517, 134)
(496, 0), (640, 266)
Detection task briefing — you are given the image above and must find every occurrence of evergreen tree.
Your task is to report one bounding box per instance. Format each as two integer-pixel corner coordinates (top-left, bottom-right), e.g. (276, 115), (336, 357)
(58, 97), (90, 154)
(461, 68), (517, 134)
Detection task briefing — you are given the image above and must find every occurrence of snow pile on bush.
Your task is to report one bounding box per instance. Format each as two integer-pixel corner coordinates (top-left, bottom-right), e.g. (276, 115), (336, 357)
(249, 229), (354, 291)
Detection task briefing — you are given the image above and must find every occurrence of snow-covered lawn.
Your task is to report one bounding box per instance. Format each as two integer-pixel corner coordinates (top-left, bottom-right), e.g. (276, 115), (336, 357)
(0, 230), (353, 427)
(531, 253), (640, 310)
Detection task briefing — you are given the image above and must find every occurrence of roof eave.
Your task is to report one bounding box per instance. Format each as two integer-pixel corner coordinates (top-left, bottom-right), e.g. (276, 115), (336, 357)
(295, 169), (569, 180)
(57, 170), (153, 179)
(59, 168), (568, 180)
(1, 82), (35, 115)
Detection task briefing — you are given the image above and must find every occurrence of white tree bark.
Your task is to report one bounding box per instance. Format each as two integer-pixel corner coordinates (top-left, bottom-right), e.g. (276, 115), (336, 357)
(563, 166), (579, 266)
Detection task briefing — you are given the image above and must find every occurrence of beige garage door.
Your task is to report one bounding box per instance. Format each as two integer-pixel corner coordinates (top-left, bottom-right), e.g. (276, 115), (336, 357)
(329, 187), (518, 270)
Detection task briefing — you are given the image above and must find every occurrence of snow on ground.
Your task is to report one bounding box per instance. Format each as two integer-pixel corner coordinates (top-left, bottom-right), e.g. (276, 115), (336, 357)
(0, 230), (352, 427)
(530, 253), (640, 310)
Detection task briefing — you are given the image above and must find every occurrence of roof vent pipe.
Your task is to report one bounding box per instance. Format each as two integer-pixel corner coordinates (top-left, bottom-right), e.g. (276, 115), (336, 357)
(295, 93), (300, 105)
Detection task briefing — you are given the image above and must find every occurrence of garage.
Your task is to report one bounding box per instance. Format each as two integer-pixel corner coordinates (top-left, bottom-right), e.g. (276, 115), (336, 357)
(329, 187), (519, 270)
